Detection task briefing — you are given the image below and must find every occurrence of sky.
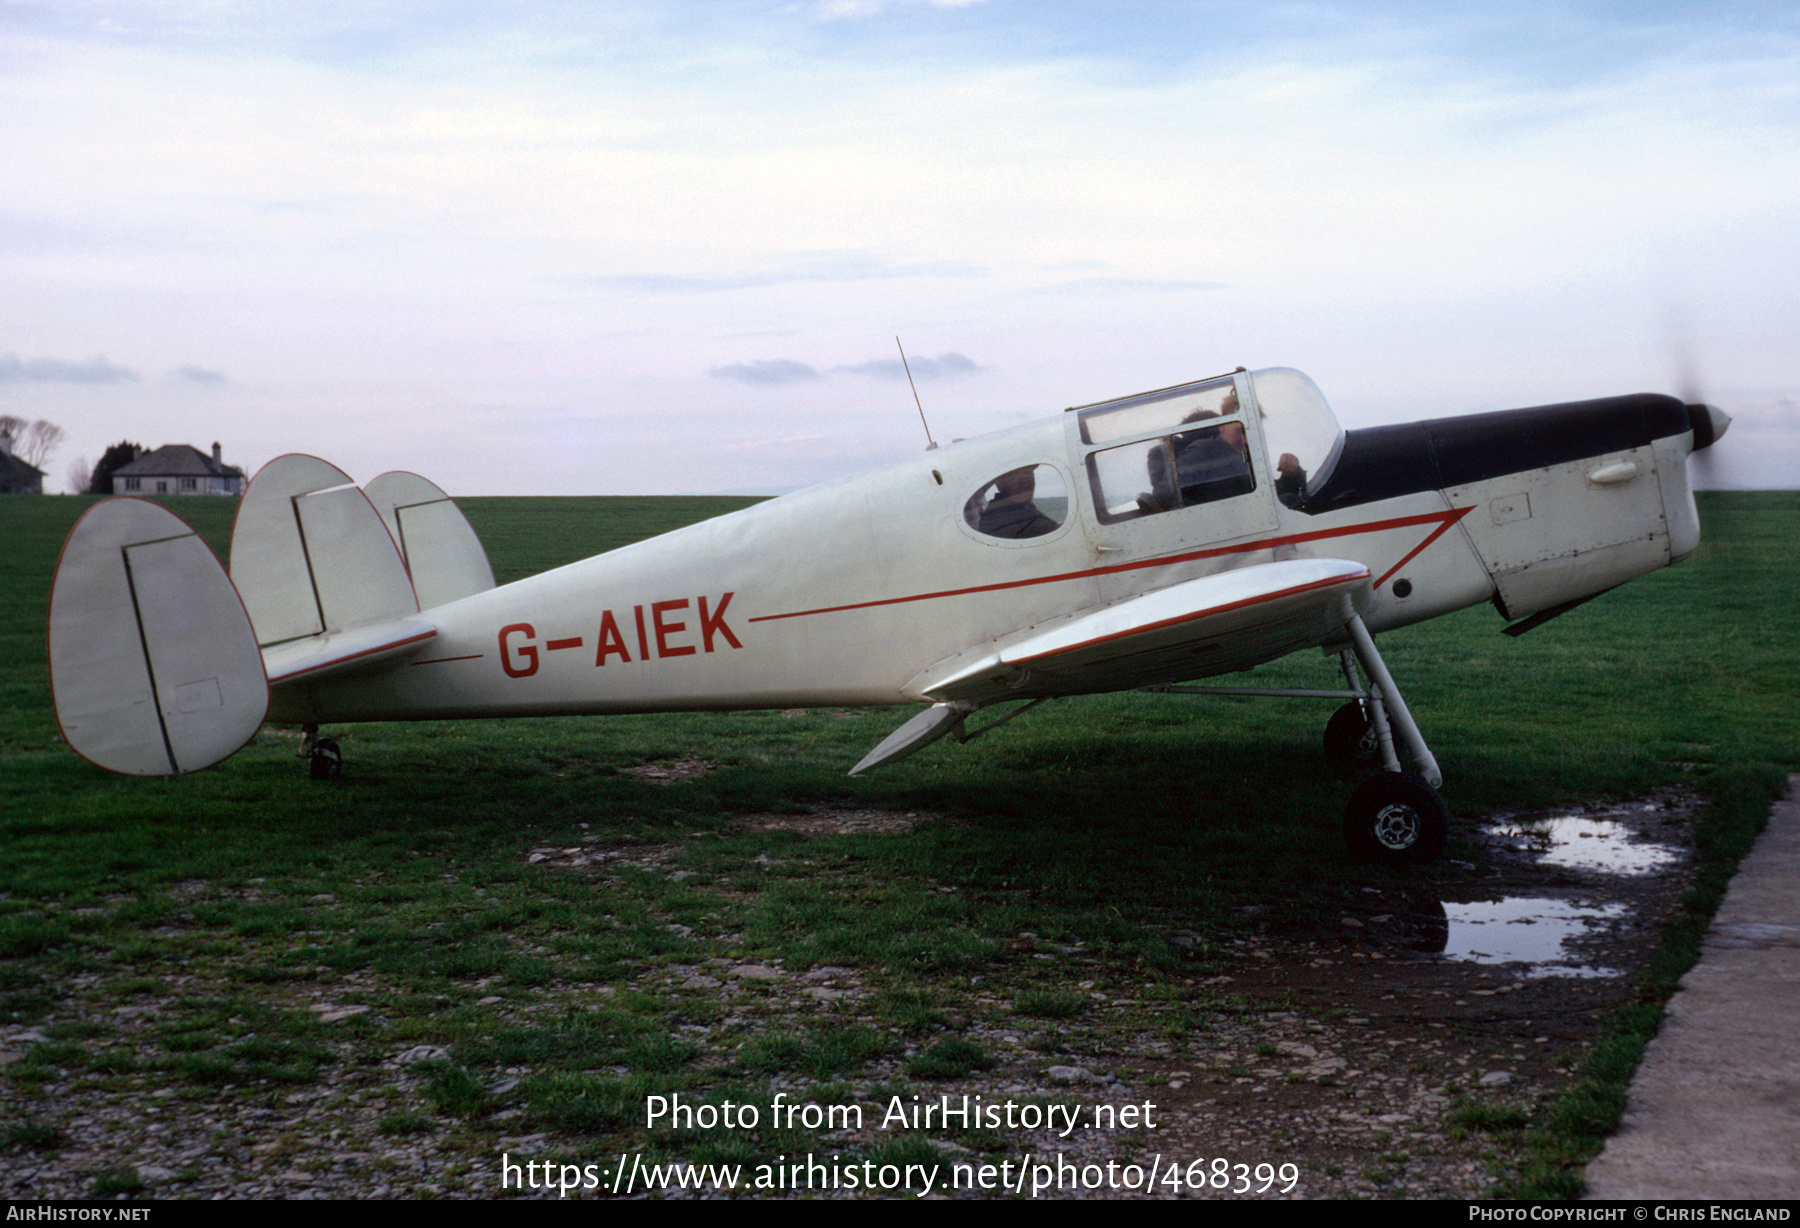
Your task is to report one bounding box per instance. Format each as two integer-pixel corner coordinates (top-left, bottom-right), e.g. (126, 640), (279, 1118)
(3, 1), (1796, 495)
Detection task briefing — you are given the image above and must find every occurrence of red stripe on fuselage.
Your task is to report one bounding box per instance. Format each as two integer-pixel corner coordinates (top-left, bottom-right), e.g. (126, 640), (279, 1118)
(747, 507), (1472, 624)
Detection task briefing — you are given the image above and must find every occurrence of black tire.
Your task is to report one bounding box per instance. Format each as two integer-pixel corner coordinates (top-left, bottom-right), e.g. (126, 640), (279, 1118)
(308, 736), (342, 781)
(1343, 772), (1447, 865)
(1323, 700), (1381, 769)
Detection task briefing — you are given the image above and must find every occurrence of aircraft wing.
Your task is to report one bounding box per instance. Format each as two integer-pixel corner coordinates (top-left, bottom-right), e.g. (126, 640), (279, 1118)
(918, 557), (1372, 704)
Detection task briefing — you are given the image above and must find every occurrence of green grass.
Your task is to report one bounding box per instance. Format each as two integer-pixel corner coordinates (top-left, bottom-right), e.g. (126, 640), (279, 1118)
(907, 1037), (993, 1079)
(2, 490), (1795, 1196)
(90, 1167), (145, 1198)
(1015, 989), (1085, 1019)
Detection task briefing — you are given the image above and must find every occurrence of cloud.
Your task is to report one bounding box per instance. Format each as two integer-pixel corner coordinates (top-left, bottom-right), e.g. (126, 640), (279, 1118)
(0, 354), (139, 384)
(1026, 278), (1228, 295)
(813, 0), (993, 18)
(174, 365), (226, 384)
(837, 351), (980, 380)
(708, 359), (821, 385)
(564, 251), (984, 295)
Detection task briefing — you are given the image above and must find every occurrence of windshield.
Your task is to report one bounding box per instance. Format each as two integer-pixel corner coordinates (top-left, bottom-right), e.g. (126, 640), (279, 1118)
(1247, 368), (1344, 505)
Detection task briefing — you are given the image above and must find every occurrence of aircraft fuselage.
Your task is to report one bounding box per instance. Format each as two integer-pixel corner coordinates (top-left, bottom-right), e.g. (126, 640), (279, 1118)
(268, 368), (1708, 725)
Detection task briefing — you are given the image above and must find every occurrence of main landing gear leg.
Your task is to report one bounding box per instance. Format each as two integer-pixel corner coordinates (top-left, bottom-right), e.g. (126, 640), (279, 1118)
(1344, 613), (1440, 788)
(300, 724), (343, 781)
(1339, 612), (1446, 865)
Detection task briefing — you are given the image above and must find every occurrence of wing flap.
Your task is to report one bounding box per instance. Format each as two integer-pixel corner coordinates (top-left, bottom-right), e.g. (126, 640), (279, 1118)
(848, 701), (975, 776)
(921, 558), (1371, 703)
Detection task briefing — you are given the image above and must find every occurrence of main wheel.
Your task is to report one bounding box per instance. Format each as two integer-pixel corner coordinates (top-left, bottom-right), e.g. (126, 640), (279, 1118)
(1343, 772), (1447, 865)
(308, 736), (342, 781)
(1323, 700), (1381, 769)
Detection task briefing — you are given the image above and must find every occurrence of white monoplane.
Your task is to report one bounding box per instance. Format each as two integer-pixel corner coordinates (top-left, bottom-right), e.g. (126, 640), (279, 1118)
(48, 366), (1730, 864)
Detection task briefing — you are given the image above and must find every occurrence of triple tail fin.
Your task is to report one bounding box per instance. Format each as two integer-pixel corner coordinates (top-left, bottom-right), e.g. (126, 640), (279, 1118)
(49, 458), (492, 776)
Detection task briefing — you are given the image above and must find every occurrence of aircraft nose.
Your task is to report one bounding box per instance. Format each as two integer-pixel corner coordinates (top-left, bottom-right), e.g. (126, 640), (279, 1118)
(1686, 402), (1731, 450)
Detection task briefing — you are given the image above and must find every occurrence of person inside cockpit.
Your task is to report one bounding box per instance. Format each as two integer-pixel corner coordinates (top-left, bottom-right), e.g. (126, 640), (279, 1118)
(972, 466), (1060, 539)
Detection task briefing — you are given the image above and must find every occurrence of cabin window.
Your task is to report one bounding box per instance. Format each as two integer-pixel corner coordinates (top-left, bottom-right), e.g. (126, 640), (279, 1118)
(1076, 375), (1238, 445)
(963, 464), (1068, 540)
(1085, 419), (1255, 524)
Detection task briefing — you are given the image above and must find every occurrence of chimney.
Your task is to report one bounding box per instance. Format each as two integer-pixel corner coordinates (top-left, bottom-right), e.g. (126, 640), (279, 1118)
(0, 429), (11, 457)
(212, 442), (223, 465)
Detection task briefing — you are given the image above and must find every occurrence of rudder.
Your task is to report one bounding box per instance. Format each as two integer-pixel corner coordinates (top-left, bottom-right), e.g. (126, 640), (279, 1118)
(362, 471), (495, 610)
(229, 455), (419, 646)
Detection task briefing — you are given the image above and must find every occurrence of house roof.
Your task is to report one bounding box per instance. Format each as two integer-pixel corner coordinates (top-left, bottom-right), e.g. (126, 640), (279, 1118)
(0, 451), (44, 481)
(113, 445), (244, 480)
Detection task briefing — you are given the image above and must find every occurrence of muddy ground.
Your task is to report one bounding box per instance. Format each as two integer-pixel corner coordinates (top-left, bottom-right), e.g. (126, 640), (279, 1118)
(621, 789), (1700, 1199)
(952, 789), (1700, 1199)
(1, 792), (1697, 1200)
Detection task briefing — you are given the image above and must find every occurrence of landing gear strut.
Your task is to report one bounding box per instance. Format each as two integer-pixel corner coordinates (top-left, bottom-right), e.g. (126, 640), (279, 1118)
(1335, 613), (1447, 865)
(1141, 608), (1449, 866)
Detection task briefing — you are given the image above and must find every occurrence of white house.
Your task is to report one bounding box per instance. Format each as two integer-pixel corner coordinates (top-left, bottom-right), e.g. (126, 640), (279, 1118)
(111, 443), (246, 496)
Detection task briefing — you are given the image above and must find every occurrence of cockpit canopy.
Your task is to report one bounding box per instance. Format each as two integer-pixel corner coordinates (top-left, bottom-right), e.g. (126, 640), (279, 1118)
(956, 367), (1347, 545)
(1070, 367), (1345, 520)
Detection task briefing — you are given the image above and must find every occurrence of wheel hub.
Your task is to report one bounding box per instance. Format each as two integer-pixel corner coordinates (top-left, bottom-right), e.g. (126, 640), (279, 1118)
(1372, 803), (1420, 851)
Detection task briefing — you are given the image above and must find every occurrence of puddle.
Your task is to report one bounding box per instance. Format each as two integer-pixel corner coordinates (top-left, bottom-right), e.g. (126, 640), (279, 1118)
(1484, 807), (1682, 875)
(1442, 898), (1627, 977)
(1431, 801), (1689, 975)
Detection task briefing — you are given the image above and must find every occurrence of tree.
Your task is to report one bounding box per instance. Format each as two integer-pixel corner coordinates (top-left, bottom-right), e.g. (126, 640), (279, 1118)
(0, 415), (66, 469)
(67, 456), (91, 495)
(88, 441), (144, 495)
(22, 419), (65, 469)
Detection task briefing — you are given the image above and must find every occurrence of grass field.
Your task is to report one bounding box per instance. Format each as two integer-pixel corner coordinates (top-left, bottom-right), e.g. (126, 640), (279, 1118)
(1, 491), (1795, 1198)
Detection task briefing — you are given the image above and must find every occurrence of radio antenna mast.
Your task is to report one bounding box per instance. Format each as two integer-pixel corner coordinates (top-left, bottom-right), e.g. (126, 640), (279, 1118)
(896, 336), (937, 450)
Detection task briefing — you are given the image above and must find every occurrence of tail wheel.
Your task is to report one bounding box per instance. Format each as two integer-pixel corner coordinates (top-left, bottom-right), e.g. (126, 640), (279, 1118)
(308, 736), (342, 781)
(1343, 772), (1447, 865)
(1323, 700), (1381, 769)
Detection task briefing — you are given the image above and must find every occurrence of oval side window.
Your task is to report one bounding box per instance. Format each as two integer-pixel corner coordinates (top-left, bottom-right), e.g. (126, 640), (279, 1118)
(963, 464), (1067, 540)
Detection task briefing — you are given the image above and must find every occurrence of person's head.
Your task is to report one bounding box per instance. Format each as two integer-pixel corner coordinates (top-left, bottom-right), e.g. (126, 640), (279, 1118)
(1219, 420), (1246, 451)
(992, 467), (1036, 503)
